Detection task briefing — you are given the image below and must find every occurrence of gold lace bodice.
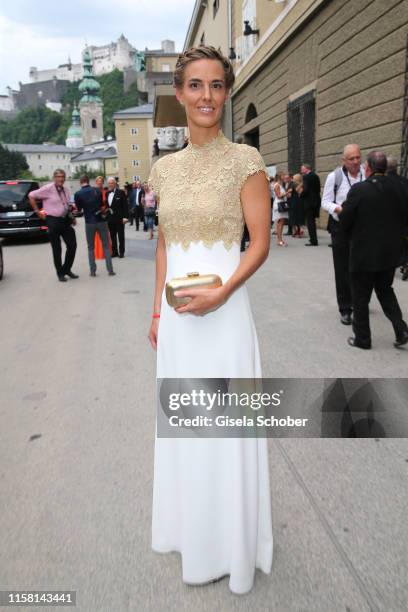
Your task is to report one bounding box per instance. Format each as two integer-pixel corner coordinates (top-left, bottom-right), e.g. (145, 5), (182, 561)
(148, 131), (269, 250)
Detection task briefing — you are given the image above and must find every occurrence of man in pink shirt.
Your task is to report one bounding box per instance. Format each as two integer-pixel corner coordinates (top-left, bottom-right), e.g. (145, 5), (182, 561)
(29, 169), (78, 282)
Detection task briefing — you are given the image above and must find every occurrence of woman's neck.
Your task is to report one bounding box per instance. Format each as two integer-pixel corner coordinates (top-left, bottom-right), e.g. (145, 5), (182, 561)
(187, 123), (221, 146)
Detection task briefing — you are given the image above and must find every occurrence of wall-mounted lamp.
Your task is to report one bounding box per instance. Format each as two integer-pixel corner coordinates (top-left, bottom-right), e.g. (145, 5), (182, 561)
(244, 20), (259, 36)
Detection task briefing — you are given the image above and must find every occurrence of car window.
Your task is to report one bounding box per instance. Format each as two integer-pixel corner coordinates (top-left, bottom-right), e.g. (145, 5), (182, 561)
(0, 183), (38, 206)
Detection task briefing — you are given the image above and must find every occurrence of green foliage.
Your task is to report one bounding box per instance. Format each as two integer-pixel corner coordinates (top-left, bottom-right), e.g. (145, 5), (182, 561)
(71, 165), (101, 179)
(20, 169), (50, 182)
(0, 106), (66, 145)
(0, 143), (29, 179)
(95, 69), (139, 137)
(0, 69), (140, 146)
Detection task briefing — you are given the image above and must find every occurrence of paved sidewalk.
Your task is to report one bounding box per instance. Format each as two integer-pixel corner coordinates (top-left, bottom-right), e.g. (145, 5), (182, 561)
(0, 224), (407, 611)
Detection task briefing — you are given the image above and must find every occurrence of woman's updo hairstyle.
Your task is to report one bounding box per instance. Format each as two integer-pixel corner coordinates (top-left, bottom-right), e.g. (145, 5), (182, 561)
(174, 45), (235, 90)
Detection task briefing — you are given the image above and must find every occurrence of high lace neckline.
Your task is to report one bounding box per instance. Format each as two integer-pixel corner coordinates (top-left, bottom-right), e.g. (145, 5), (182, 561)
(186, 130), (228, 153)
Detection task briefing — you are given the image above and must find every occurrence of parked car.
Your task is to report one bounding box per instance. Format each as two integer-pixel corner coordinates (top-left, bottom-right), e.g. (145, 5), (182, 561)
(0, 180), (48, 237)
(0, 242), (3, 280)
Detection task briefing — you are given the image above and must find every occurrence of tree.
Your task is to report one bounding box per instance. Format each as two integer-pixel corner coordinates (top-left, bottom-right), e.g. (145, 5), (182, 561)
(0, 69), (140, 146)
(0, 106), (65, 145)
(71, 165), (101, 179)
(0, 144), (29, 179)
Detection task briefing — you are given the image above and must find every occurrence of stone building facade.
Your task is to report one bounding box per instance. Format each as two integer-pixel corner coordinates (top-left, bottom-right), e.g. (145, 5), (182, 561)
(230, 0), (408, 182)
(113, 104), (155, 185)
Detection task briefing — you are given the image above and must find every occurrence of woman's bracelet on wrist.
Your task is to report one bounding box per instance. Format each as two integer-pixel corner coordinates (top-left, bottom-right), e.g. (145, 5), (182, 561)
(152, 313), (161, 318)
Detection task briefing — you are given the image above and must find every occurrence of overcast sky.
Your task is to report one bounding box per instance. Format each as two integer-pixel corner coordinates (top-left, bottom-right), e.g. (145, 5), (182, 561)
(0, 0), (196, 94)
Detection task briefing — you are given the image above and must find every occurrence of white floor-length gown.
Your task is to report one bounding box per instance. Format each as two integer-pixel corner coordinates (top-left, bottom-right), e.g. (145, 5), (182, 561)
(148, 131), (273, 595)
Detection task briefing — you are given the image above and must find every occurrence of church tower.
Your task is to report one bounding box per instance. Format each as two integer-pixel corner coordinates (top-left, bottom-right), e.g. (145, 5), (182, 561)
(65, 103), (83, 148)
(78, 48), (103, 145)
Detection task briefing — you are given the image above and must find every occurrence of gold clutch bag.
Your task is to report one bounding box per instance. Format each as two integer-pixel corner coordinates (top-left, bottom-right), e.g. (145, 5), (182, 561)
(165, 272), (223, 307)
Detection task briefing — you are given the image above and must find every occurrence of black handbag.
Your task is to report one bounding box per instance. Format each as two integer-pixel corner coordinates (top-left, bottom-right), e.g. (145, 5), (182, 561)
(277, 199), (289, 213)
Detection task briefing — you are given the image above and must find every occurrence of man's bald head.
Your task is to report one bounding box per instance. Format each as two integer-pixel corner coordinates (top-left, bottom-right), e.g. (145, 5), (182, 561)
(386, 156), (398, 175)
(342, 144), (362, 176)
(366, 150), (387, 176)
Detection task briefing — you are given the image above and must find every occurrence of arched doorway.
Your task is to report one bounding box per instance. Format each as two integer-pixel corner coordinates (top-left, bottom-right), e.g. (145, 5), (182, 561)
(244, 103), (259, 149)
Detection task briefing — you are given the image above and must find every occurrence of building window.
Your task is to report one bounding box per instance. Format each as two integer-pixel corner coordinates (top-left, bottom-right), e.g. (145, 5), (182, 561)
(56, 154), (59, 159)
(131, 144), (139, 151)
(287, 91), (316, 174)
(38, 154), (41, 159)
(132, 160), (140, 167)
(236, 0), (257, 62)
(213, 0), (219, 18)
(38, 165), (42, 169)
(91, 119), (97, 128)
(130, 128), (139, 135)
(133, 175), (140, 181)
(162, 63), (171, 72)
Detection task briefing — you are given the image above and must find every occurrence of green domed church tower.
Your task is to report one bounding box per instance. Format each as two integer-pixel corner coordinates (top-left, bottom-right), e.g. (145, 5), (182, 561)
(78, 47), (103, 144)
(65, 103), (83, 148)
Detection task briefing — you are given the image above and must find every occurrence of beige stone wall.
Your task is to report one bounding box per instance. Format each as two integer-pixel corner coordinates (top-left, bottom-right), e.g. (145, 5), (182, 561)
(146, 55), (178, 72)
(79, 102), (104, 145)
(104, 157), (118, 178)
(189, 0), (229, 52)
(115, 115), (153, 186)
(232, 0), (408, 186)
(232, 0), (326, 88)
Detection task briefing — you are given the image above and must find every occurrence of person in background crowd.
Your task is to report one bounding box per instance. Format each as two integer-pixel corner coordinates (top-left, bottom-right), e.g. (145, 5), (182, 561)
(74, 174), (115, 277)
(284, 173), (294, 236)
(269, 176), (276, 230)
(387, 156), (408, 281)
(321, 144), (365, 325)
(272, 171), (289, 246)
(143, 183), (157, 240)
(95, 176), (107, 204)
(124, 182), (133, 225)
(29, 169), (78, 282)
(290, 173), (305, 237)
(129, 180), (145, 231)
(240, 223), (250, 252)
(339, 151), (408, 349)
(300, 162), (321, 246)
(106, 177), (128, 258)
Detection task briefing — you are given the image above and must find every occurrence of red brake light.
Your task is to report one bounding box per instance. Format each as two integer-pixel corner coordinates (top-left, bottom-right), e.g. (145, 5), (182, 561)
(6, 181), (19, 185)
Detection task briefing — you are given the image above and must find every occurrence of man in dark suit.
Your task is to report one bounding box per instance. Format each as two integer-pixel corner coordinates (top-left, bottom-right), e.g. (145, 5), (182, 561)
(129, 180), (145, 231)
(387, 156), (408, 281)
(106, 177), (128, 258)
(300, 163), (321, 246)
(339, 151), (408, 349)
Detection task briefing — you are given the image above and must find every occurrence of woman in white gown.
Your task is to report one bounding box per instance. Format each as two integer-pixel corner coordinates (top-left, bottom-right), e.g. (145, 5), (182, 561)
(148, 46), (273, 595)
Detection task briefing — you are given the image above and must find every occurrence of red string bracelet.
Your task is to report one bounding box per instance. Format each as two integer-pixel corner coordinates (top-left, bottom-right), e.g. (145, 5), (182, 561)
(152, 313), (161, 318)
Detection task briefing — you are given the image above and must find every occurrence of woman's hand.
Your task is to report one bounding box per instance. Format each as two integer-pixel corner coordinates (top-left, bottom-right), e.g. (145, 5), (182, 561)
(148, 318), (159, 350)
(174, 286), (229, 316)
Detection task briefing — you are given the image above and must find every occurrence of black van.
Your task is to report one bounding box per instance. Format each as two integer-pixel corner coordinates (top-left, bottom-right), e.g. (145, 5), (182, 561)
(0, 180), (47, 237)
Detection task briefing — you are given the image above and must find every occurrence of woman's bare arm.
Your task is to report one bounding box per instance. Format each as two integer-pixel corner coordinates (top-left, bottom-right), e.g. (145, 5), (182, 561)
(153, 225), (167, 312)
(148, 223), (167, 350)
(222, 171), (271, 298)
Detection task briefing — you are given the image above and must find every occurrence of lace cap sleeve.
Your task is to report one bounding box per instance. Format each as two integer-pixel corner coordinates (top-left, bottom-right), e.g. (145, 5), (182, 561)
(240, 145), (269, 188)
(148, 161), (161, 197)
